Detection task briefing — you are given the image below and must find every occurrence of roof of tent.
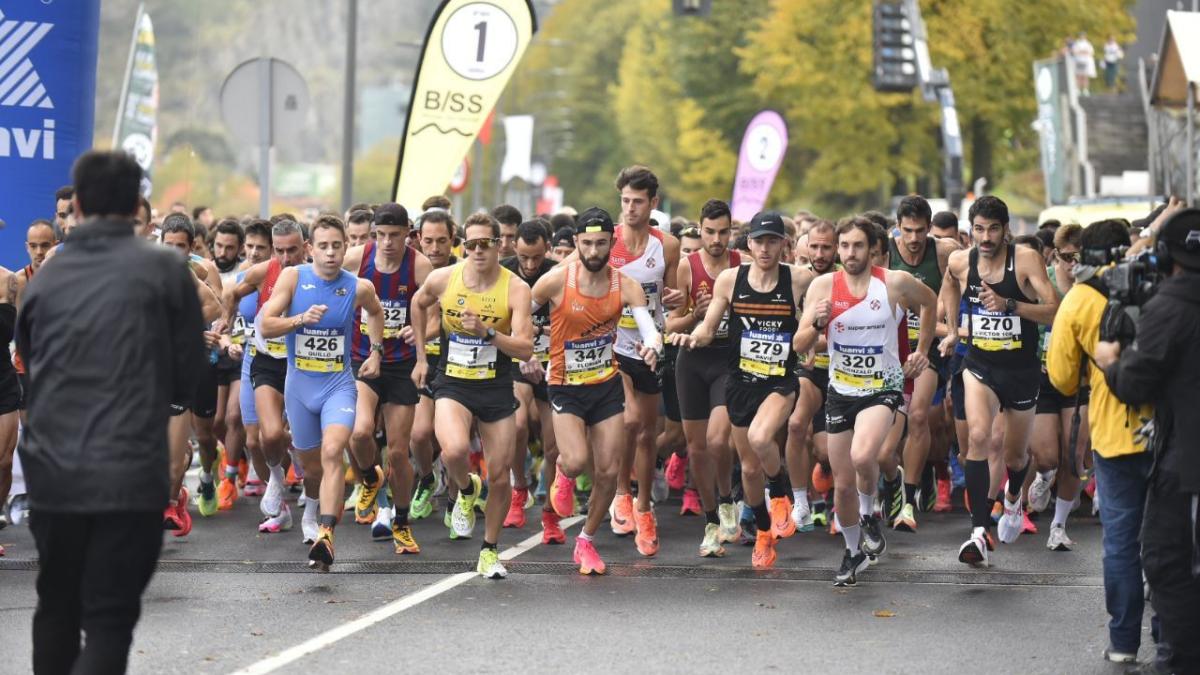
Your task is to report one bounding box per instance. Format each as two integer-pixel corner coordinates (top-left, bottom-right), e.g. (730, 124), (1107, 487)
(1152, 10), (1200, 107)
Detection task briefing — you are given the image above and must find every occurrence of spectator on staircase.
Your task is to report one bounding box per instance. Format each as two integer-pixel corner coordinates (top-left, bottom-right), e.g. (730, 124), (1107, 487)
(1104, 36), (1124, 90)
(1073, 31), (1097, 96)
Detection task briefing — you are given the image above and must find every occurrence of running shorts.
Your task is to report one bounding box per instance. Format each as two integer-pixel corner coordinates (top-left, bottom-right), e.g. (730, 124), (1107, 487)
(239, 353), (258, 426)
(797, 366), (830, 434)
(0, 370), (20, 415)
(963, 355), (1039, 412)
(675, 347), (728, 421)
(548, 376), (625, 427)
(617, 353), (662, 396)
(433, 376), (517, 424)
(285, 371), (357, 451)
(250, 355), (287, 395)
(726, 378), (798, 428)
(1035, 372), (1091, 414)
(659, 345), (680, 422)
(825, 389), (904, 435)
(353, 359), (419, 407)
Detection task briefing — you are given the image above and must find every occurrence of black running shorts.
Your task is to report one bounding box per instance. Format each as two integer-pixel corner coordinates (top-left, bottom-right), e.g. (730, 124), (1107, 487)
(0, 370), (20, 415)
(659, 345), (681, 422)
(726, 378), (798, 428)
(419, 353), (441, 399)
(825, 389), (904, 435)
(617, 353), (662, 396)
(675, 347), (728, 421)
(433, 376), (517, 424)
(250, 355), (287, 395)
(963, 355), (1040, 412)
(797, 369), (829, 435)
(1035, 372), (1090, 414)
(354, 359), (419, 407)
(214, 353), (241, 387)
(548, 376), (625, 427)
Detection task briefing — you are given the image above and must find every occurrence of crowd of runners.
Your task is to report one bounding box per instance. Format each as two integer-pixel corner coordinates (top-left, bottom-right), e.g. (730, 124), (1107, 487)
(4, 164), (1113, 587)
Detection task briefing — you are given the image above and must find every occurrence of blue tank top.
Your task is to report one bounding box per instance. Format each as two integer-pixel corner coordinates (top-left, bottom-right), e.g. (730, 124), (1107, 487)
(286, 265), (357, 376)
(234, 270), (260, 355)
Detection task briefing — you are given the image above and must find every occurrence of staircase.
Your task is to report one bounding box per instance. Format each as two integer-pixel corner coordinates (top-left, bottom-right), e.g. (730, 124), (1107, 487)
(1080, 93), (1148, 182)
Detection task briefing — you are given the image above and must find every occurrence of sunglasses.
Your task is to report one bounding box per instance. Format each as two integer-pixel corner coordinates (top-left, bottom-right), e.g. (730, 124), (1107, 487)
(463, 237), (499, 252)
(680, 227), (700, 238)
(1056, 250), (1078, 264)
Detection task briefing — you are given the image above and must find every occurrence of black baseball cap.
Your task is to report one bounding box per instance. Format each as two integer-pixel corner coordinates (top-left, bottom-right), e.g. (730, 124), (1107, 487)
(1160, 208), (1200, 270)
(373, 202), (409, 227)
(576, 207), (614, 235)
(747, 211), (786, 239)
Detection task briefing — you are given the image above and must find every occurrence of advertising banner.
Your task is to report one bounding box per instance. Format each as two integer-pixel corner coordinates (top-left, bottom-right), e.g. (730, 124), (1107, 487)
(730, 110), (788, 223)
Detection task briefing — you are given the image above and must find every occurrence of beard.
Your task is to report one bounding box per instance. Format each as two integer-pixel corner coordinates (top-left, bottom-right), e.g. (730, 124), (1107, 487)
(841, 257), (867, 275)
(581, 251), (610, 272)
(215, 255), (239, 273)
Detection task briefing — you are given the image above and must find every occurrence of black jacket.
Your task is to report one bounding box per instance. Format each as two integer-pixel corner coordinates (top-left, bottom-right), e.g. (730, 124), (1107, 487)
(15, 217), (206, 512)
(1104, 273), (1200, 493)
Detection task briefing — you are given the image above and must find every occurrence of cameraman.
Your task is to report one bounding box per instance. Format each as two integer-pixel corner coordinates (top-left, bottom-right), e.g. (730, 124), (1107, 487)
(1096, 209), (1200, 674)
(1047, 218), (1156, 665)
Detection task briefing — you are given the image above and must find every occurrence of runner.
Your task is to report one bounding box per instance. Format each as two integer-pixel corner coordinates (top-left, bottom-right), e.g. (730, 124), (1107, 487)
(226, 219), (309, 534)
(346, 209), (375, 248)
(410, 212), (534, 579)
(886, 196), (957, 531)
(939, 196), (1060, 566)
(673, 211), (815, 569)
(12, 220), (56, 413)
(500, 219), (558, 532)
(209, 218), (245, 508)
(491, 204), (522, 259)
(536, 207), (660, 574)
(258, 215), (385, 572)
(665, 200), (742, 556)
(0, 265), (19, 543)
(340, 203), (432, 554)
(607, 166), (683, 557)
(796, 216), (937, 585)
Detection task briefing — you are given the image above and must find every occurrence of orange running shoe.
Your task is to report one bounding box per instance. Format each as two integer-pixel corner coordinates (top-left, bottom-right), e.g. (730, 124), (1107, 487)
(550, 471), (575, 518)
(217, 477), (238, 511)
(811, 463), (833, 495)
(237, 458), (249, 489)
(934, 478), (952, 512)
(634, 509), (659, 557)
(166, 487), (192, 537)
(541, 509), (566, 545)
(287, 463), (301, 488)
(609, 492), (635, 536)
(752, 529), (777, 569)
(770, 497), (796, 539)
(680, 488), (702, 516)
(574, 536), (607, 575)
(504, 488), (528, 528)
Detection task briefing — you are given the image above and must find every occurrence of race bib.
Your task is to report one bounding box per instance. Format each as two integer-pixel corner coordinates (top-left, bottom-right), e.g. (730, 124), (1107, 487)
(564, 335), (615, 385)
(231, 315), (247, 346)
(738, 330), (790, 377)
(362, 299), (407, 339)
(295, 329), (346, 373)
(969, 311), (1022, 351)
(832, 344), (885, 391)
(906, 311), (921, 345)
(813, 351), (830, 369)
(425, 338), (441, 357)
(619, 282), (659, 329)
(445, 333), (497, 380)
(533, 331), (550, 362)
(715, 313), (730, 340)
(264, 335), (287, 359)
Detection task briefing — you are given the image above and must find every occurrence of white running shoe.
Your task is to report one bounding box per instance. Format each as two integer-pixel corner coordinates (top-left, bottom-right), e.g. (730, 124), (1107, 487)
(1028, 471), (1054, 513)
(997, 496), (1025, 544)
(300, 498), (319, 544)
(958, 527), (990, 567)
(791, 500), (813, 532)
(717, 502), (741, 543)
(451, 475), (480, 538)
(260, 472), (285, 518)
(343, 483), (362, 512)
(371, 506), (393, 541)
(258, 502), (293, 533)
(1046, 524), (1074, 551)
(651, 468), (669, 504)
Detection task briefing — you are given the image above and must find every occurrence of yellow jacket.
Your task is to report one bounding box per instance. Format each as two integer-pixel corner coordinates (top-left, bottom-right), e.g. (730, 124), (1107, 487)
(1047, 282), (1153, 458)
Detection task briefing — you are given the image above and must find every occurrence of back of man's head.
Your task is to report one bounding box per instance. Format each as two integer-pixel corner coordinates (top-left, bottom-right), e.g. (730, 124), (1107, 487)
(1081, 218), (1132, 254)
(72, 151), (142, 219)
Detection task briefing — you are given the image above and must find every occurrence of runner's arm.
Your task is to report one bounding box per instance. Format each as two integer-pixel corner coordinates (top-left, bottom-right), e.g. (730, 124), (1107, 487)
(896, 269), (938, 356)
(664, 258), (695, 334)
(794, 274), (831, 354)
(1015, 247), (1060, 325)
(356, 279), (385, 351)
(193, 268), (222, 324)
(620, 273), (661, 352)
(409, 266), (449, 360)
(342, 245), (364, 272)
(530, 266), (566, 311)
(258, 268), (301, 338)
(938, 252), (966, 353)
(660, 233), (684, 310)
(223, 261), (266, 327)
(684, 267), (733, 349)
(494, 278), (534, 362)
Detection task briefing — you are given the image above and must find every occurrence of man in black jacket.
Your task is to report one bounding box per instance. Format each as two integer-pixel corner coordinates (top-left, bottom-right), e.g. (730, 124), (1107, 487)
(1096, 208), (1200, 674)
(14, 150), (206, 675)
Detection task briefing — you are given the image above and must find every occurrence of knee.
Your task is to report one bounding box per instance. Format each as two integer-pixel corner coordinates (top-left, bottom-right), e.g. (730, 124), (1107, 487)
(967, 427), (991, 454)
(350, 427), (375, 448)
(593, 462), (618, 485)
(740, 461), (763, 485)
(487, 467), (511, 493)
(850, 450), (875, 474)
(908, 405), (929, 428)
(623, 410), (642, 438)
(747, 428), (774, 454)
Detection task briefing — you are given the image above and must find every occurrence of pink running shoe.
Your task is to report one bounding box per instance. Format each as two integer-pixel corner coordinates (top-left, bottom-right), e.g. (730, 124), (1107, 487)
(573, 536), (606, 575)
(680, 488), (702, 516)
(1021, 509), (1038, 535)
(243, 479), (265, 497)
(665, 452), (687, 492)
(550, 470), (575, 518)
(257, 502), (293, 533)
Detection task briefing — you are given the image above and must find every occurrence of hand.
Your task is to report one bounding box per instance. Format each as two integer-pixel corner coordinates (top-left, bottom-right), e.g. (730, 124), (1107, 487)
(460, 311), (486, 338)
(411, 359), (429, 390)
(903, 351), (929, 379)
(1094, 340), (1121, 369)
(661, 287), (685, 311)
(210, 317), (228, 335)
(399, 325), (416, 346)
(637, 342), (658, 369)
(979, 283), (1007, 313)
(801, 349), (816, 370)
(358, 352), (381, 379)
(300, 304), (327, 327)
(1149, 196), (1185, 237)
(668, 332), (697, 350)
(810, 299), (832, 327)
(938, 333), (960, 358)
(227, 343), (244, 361)
(692, 292), (712, 319)
(203, 330), (221, 349)
(519, 357), (544, 383)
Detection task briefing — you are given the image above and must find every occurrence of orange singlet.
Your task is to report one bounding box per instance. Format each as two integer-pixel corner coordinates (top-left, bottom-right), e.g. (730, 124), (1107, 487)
(548, 262), (623, 387)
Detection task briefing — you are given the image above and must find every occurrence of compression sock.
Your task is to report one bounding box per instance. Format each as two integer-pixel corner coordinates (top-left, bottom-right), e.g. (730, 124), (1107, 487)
(752, 501), (772, 532)
(705, 510), (719, 525)
(460, 477), (476, 496)
(718, 494), (733, 505)
(1006, 459), (1030, 502)
(318, 515), (337, 529)
(965, 459), (992, 529)
(481, 540), (497, 551)
(394, 506), (410, 528)
(362, 464), (381, 486)
(766, 471), (789, 500)
(903, 482), (917, 505)
(1052, 497), (1073, 528)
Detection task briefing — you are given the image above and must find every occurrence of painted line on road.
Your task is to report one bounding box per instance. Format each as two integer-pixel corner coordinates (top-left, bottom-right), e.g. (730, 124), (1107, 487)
(229, 516), (583, 675)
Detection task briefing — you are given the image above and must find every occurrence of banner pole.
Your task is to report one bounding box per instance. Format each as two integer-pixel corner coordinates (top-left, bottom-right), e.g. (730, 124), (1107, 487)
(111, 2), (144, 149)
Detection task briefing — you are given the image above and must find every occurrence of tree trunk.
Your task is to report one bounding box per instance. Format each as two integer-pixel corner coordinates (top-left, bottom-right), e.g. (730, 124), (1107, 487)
(970, 117), (993, 191)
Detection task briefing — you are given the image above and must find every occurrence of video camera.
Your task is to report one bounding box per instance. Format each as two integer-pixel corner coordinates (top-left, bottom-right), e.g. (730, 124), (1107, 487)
(1080, 246), (1163, 345)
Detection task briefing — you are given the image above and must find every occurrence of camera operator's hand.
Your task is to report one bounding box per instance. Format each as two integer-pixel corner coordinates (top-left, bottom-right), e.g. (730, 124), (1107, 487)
(1147, 196), (1185, 239)
(979, 283), (1008, 313)
(1094, 340), (1121, 369)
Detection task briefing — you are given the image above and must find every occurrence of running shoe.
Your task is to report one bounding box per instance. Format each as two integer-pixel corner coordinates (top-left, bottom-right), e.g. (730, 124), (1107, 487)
(344, 483), (362, 512)
(769, 497), (796, 539)
(919, 463), (937, 512)
(834, 548), (870, 587)
(811, 462), (833, 495)
(261, 472), (285, 518)
(880, 471), (904, 527)
(7, 494), (29, 526)
(443, 508), (461, 540)
(410, 477), (435, 520)
(997, 496), (1024, 544)
(680, 489), (702, 516)
(949, 453), (966, 489)
(372, 506), (393, 541)
(609, 492), (635, 536)
(1021, 509), (1038, 535)
(162, 499), (186, 535)
(860, 514), (886, 558)
(504, 487), (529, 528)
(300, 499), (317, 543)
(172, 488), (193, 537)
(1102, 648), (1137, 664)
(259, 502), (294, 534)
(990, 500), (1003, 523)
(354, 466), (385, 524)
(934, 477), (952, 512)
(541, 509), (566, 545)
(811, 501), (828, 528)
(665, 452), (687, 491)
(477, 548), (508, 579)
(892, 503), (917, 532)
(392, 523), (420, 555)
(576, 473), (593, 493)
(551, 471), (576, 518)
(958, 526), (990, 567)
(1046, 524), (1074, 551)
(651, 467), (669, 504)
(717, 503), (741, 543)
(217, 477), (238, 511)
(791, 500), (814, 533)
(699, 523), (725, 558)
(634, 509), (659, 557)
(238, 458), (249, 488)
(738, 502), (757, 546)
(451, 473), (482, 539)
(287, 462), (302, 488)
(243, 478), (265, 497)
(751, 530), (777, 569)
(574, 537), (606, 575)
(473, 482), (489, 515)
(197, 478), (218, 517)
(307, 525), (335, 573)
(1028, 471), (1054, 513)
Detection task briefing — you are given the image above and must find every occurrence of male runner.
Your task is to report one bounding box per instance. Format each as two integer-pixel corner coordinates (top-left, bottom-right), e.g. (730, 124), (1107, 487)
(797, 217), (937, 586)
(538, 207), (659, 574)
(666, 200), (742, 556)
(346, 209), (375, 248)
(501, 219), (558, 532)
(13, 220), (57, 411)
(227, 220), (309, 533)
(0, 265), (18, 541)
(673, 211), (815, 569)
(410, 212), (534, 579)
(340, 203), (432, 554)
(259, 215), (385, 571)
(606, 166), (683, 557)
(209, 218), (245, 507)
(886, 196), (957, 531)
(491, 204), (522, 259)
(939, 196), (1060, 566)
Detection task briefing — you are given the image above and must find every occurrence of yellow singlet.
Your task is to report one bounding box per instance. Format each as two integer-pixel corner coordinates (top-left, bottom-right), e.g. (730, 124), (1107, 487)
(439, 263), (514, 381)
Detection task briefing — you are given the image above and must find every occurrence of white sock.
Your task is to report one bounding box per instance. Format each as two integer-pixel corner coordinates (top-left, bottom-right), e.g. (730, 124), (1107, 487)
(841, 522), (862, 552)
(1039, 468), (1057, 482)
(268, 463), (285, 484)
(792, 489), (809, 510)
(199, 469), (213, 484)
(578, 531), (593, 543)
(1052, 497), (1073, 528)
(858, 490), (874, 518)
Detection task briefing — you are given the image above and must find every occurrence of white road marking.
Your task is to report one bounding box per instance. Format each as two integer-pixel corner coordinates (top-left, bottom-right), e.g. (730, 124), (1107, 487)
(230, 516), (583, 674)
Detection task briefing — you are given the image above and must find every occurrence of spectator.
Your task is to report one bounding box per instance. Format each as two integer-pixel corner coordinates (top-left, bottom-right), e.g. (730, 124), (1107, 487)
(1103, 36), (1124, 89)
(1073, 31), (1097, 95)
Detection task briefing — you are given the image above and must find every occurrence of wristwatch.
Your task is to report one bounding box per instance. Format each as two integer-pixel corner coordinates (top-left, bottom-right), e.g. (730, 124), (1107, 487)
(485, 327), (497, 342)
(1005, 298), (1017, 313)
(370, 342), (384, 354)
